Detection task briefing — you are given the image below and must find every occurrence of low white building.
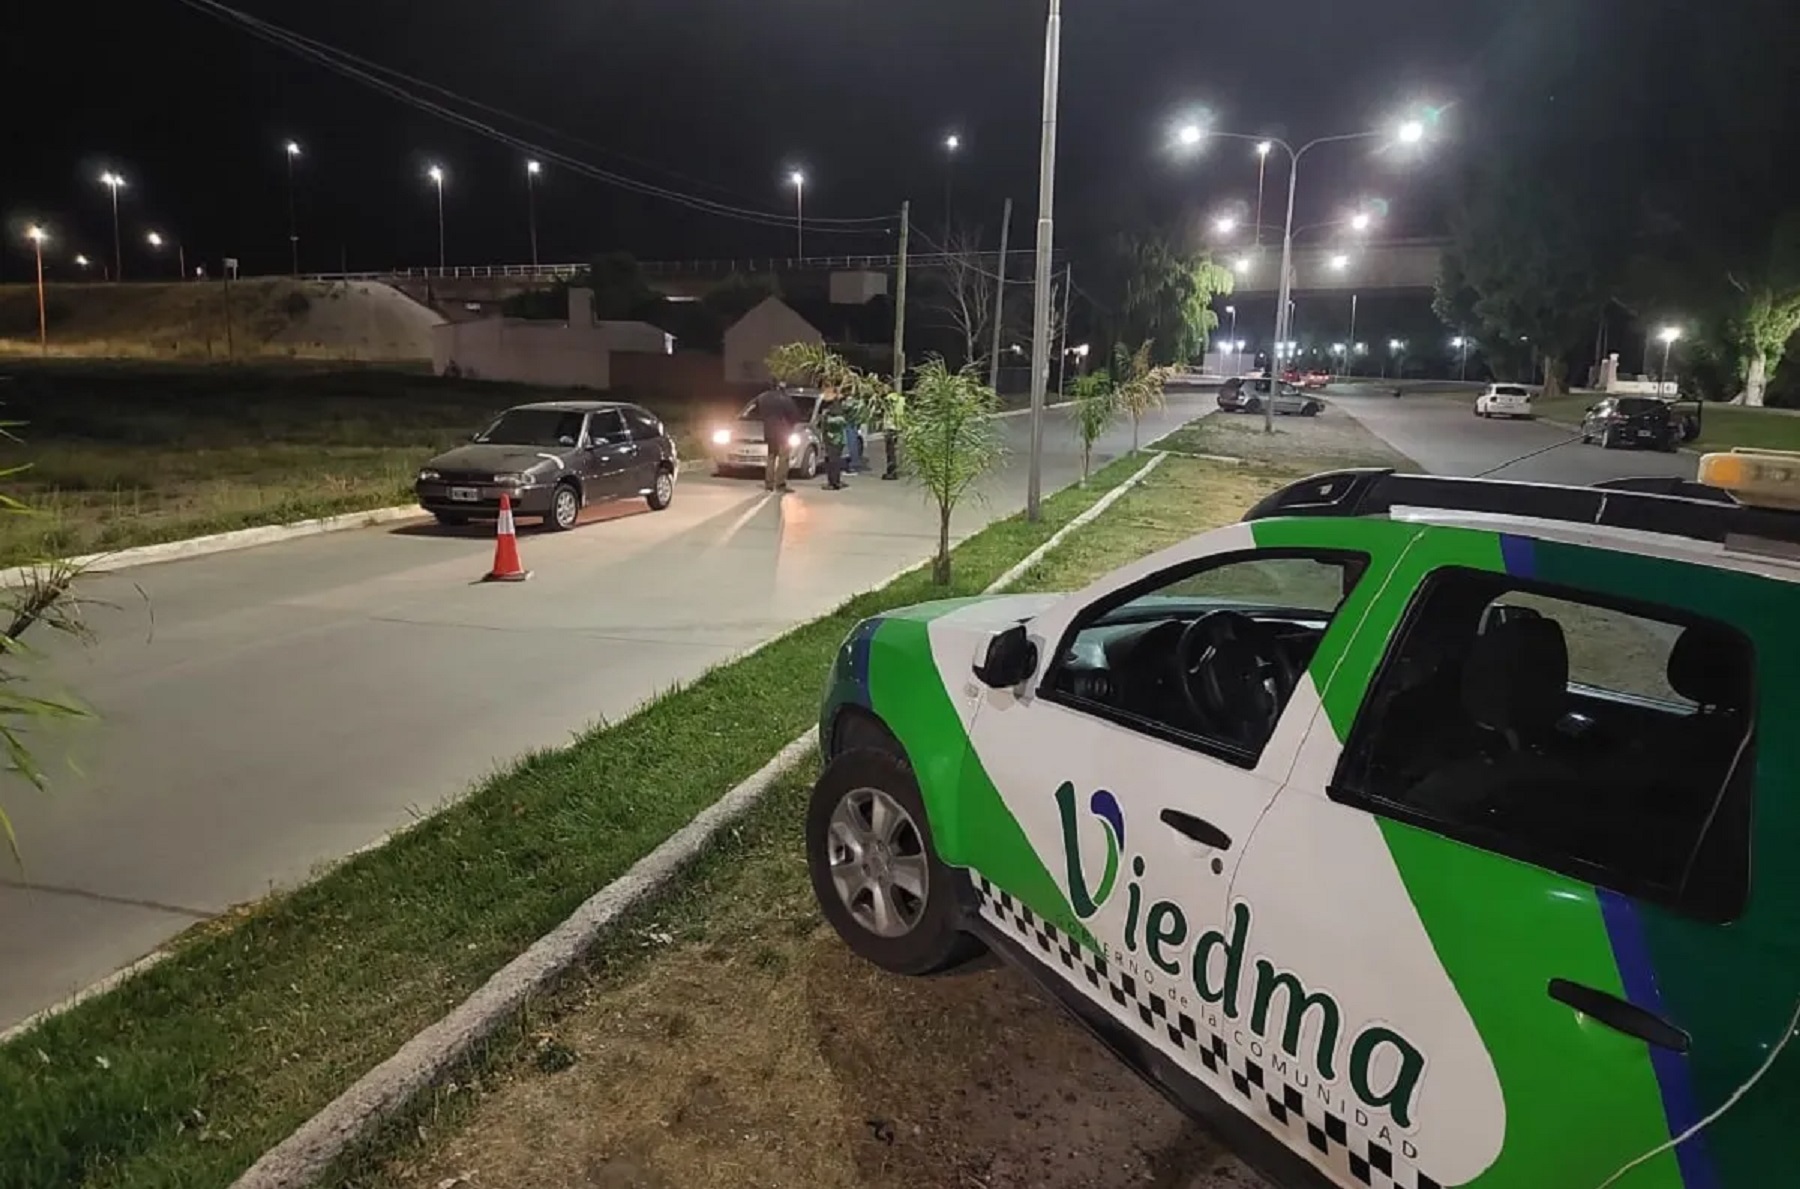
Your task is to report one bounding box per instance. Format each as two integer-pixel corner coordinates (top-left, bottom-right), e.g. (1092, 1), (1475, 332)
(430, 288), (672, 389)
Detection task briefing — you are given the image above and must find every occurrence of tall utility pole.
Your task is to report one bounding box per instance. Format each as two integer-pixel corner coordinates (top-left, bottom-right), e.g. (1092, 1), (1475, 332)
(1026, 0), (1063, 522)
(526, 160), (542, 268)
(887, 201), (910, 481)
(285, 142), (302, 276)
(943, 134), (961, 243)
(1347, 294), (1359, 377)
(988, 197), (1012, 393)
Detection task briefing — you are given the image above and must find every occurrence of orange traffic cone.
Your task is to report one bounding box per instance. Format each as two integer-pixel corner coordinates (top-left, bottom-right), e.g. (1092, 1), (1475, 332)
(483, 492), (532, 582)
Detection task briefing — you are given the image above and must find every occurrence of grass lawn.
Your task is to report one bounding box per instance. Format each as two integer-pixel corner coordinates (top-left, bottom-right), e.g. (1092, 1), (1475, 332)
(0, 449), (1173, 1189)
(349, 454), (1309, 1189)
(0, 360), (713, 567)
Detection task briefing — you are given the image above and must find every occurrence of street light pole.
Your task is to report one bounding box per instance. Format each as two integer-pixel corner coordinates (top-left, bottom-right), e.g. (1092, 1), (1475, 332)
(285, 141), (301, 275)
(1225, 304), (1238, 371)
(943, 134), (961, 243)
(790, 171), (806, 259)
(526, 161), (542, 268)
(1026, 0), (1062, 522)
(101, 172), (125, 281)
(427, 166), (446, 270)
(1658, 326), (1682, 397)
(1347, 294), (1359, 377)
(1254, 142), (1271, 249)
(26, 227), (47, 353)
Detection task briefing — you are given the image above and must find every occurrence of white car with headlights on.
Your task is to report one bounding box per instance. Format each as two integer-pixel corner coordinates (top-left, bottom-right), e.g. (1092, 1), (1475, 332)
(709, 388), (827, 479)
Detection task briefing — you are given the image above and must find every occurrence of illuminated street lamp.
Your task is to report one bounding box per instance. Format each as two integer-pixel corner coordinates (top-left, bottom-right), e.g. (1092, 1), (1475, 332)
(1657, 325), (1683, 397)
(1329, 253), (1350, 272)
(145, 230), (185, 280)
(1223, 303), (1239, 360)
(1451, 335), (1473, 381)
(1349, 211), (1374, 233)
(74, 254), (91, 269)
(425, 165), (447, 270)
(284, 141), (302, 275)
(1213, 214), (1239, 236)
(788, 169), (806, 258)
(25, 226), (48, 352)
(1233, 256), (1253, 276)
(526, 160), (543, 268)
(100, 171), (126, 280)
(1175, 115), (1436, 433)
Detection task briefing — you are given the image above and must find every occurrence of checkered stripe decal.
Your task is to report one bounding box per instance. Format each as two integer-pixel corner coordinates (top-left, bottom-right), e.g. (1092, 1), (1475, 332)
(972, 875), (1442, 1189)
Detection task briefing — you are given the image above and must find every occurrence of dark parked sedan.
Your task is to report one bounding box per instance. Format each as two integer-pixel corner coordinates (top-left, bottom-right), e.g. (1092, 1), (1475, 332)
(416, 401), (678, 530)
(1217, 376), (1324, 416)
(1580, 396), (1681, 452)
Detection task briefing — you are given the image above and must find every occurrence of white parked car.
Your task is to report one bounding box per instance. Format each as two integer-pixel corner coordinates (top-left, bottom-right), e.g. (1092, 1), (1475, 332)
(1475, 383), (1535, 419)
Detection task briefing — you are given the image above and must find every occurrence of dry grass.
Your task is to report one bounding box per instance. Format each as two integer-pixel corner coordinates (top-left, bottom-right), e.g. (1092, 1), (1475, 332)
(381, 777), (1254, 1189)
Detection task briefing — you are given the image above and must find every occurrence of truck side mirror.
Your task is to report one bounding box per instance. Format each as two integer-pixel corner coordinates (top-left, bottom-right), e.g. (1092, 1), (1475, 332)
(974, 624), (1038, 690)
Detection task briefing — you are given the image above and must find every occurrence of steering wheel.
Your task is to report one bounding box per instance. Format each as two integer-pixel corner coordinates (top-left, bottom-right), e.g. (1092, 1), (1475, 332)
(1174, 611), (1300, 750)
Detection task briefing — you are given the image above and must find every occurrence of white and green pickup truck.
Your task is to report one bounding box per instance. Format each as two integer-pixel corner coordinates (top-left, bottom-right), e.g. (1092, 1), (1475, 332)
(806, 455), (1800, 1189)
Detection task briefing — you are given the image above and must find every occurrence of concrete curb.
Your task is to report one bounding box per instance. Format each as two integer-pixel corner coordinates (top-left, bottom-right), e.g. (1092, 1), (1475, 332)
(0, 504), (423, 587)
(227, 449), (1173, 1189)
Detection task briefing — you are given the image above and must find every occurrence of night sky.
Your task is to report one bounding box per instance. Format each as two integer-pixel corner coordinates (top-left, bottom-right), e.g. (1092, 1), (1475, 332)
(7, 0), (1535, 281)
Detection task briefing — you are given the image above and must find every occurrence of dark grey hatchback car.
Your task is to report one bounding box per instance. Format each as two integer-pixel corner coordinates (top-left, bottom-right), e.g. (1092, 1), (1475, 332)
(416, 401), (678, 530)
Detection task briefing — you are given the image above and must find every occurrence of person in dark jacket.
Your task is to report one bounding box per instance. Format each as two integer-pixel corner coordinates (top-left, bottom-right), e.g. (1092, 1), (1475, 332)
(819, 393), (848, 490)
(752, 386), (801, 491)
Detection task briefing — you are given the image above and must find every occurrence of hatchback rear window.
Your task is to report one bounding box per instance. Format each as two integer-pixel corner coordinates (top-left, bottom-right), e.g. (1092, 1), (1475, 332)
(1494, 385), (1529, 397)
(1616, 397), (1667, 415)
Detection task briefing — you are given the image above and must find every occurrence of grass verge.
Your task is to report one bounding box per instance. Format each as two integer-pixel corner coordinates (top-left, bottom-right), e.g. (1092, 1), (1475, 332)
(346, 453), (1294, 1189)
(1156, 403), (1417, 473)
(0, 360), (714, 567)
(0, 449), (1160, 1189)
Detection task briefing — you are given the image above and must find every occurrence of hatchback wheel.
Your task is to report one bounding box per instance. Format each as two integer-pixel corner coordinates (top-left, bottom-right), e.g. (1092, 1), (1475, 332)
(796, 447), (818, 481)
(547, 482), (582, 531)
(647, 467), (675, 511)
(806, 750), (982, 976)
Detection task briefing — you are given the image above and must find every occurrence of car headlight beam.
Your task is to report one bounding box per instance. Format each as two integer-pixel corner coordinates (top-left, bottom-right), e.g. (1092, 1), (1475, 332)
(712, 429), (732, 446)
(418, 469), (442, 482)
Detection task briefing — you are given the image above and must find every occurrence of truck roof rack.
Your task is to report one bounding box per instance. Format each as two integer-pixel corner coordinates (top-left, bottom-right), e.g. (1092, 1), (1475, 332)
(1242, 468), (1800, 555)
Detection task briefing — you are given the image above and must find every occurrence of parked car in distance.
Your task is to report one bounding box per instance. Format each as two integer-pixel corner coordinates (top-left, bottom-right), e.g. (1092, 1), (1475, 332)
(1301, 370), (1333, 390)
(1475, 383), (1535, 418)
(1218, 376), (1325, 417)
(416, 401), (678, 530)
(1580, 395), (1681, 451)
(710, 388), (827, 479)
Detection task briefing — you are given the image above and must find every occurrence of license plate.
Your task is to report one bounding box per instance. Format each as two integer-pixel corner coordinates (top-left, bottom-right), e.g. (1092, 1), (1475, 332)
(449, 487), (479, 502)
(1637, 429), (1654, 438)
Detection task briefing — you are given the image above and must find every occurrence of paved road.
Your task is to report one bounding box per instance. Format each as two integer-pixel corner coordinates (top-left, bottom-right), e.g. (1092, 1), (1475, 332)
(1329, 384), (1698, 484)
(0, 396), (1207, 1031)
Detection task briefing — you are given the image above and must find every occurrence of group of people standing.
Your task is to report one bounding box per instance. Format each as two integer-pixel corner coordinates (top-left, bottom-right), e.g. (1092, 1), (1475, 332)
(750, 384), (897, 494)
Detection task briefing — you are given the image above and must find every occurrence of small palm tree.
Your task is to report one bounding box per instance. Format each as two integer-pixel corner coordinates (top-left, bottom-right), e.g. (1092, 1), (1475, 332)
(899, 359), (1006, 585)
(1071, 372), (1117, 484)
(1112, 341), (1171, 453)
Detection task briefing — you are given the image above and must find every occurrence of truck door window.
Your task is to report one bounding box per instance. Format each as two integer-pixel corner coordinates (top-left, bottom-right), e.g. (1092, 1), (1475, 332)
(1334, 568), (1755, 920)
(1043, 551), (1366, 766)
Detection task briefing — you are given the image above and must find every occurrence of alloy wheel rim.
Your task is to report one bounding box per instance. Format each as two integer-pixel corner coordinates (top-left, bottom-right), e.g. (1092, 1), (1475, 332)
(826, 787), (929, 939)
(656, 472), (673, 503)
(555, 488), (578, 526)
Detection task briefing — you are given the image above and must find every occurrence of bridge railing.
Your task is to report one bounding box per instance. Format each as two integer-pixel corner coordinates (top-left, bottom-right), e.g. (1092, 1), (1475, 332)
(294, 251), (1053, 284)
